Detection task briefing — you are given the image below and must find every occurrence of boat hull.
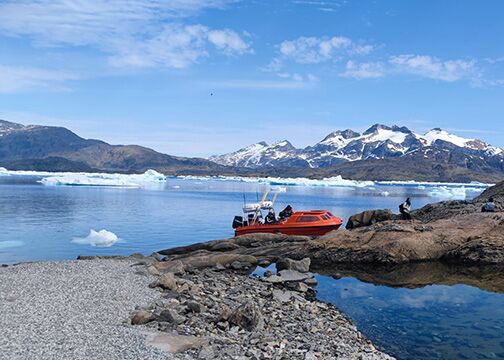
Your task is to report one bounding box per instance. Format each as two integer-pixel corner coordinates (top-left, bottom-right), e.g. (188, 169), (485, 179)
(235, 223), (342, 237)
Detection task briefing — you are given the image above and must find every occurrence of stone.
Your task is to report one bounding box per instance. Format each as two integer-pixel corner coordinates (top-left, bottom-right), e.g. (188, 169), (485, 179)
(230, 261), (254, 270)
(229, 301), (261, 331)
(264, 270), (314, 283)
(131, 310), (154, 325)
(214, 304), (231, 323)
(157, 273), (178, 291)
(146, 332), (206, 354)
(258, 258), (272, 267)
(153, 260), (185, 275)
(288, 282), (309, 293)
(157, 309), (186, 325)
(186, 301), (201, 313)
(304, 277), (318, 287)
(147, 265), (160, 276)
(276, 257), (311, 273)
(346, 209), (396, 229)
(272, 289), (293, 303)
(210, 241), (240, 251)
(150, 252), (162, 261)
(264, 270), (273, 278)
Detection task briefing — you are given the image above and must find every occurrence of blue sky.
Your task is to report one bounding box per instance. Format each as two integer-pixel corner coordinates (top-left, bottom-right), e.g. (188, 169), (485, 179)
(1, 0), (503, 157)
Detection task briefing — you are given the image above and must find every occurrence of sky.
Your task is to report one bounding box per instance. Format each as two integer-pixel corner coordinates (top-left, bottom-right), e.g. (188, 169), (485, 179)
(1, 0), (504, 157)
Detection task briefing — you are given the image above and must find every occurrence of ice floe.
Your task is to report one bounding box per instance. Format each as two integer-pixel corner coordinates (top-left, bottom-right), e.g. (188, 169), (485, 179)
(0, 240), (24, 249)
(177, 175), (491, 199)
(72, 229), (120, 247)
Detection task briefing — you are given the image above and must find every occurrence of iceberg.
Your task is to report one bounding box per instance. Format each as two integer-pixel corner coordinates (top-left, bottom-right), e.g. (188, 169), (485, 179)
(72, 229), (120, 247)
(39, 169), (166, 187)
(178, 175), (374, 188)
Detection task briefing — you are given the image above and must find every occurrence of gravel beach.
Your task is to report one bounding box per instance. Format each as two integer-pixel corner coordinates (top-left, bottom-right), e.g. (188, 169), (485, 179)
(0, 255), (393, 359)
(0, 258), (171, 360)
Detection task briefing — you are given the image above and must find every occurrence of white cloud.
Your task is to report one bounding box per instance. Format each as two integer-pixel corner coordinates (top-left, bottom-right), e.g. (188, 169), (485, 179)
(278, 35), (374, 64)
(0, 65), (78, 93)
(0, 0), (249, 69)
(390, 54), (478, 82)
(208, 75), (318, 90)
(110, 24), (251, 69)
(340, 61), (384, 79)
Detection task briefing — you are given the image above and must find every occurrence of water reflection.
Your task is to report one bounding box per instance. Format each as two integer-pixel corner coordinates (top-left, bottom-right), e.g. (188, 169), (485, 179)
(314, 262), (504, 359)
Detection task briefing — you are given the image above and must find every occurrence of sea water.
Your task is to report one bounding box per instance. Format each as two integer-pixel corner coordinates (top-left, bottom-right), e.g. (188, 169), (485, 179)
(0, 171), (502, 359)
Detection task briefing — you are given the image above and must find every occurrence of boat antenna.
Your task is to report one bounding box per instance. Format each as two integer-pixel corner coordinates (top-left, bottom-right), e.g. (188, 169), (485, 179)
(243, 191), (246, 206)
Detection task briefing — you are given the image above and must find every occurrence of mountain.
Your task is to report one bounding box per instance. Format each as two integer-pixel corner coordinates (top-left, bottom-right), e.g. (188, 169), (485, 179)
(0, 119), (226, 174)
(210, 124), (504, 182)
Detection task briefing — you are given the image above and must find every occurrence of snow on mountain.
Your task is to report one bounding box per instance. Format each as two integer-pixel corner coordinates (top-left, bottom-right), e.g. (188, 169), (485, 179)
(210, 124), (504, 169)
(0, 120), (27, 137)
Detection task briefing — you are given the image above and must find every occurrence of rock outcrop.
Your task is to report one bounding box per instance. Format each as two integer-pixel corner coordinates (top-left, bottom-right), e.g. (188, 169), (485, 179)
(346, 209), (397, 229)
(159, 212), (504, 266)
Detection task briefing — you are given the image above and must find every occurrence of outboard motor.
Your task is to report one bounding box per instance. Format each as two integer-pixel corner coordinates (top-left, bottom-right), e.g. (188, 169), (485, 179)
(232, 216), (244, 229)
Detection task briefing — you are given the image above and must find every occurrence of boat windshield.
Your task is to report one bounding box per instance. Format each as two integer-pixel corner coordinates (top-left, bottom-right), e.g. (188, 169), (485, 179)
(296, 215), (320, 222)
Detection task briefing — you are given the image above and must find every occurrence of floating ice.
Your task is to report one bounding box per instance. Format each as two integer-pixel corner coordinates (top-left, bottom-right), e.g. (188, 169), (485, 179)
(179, 175), (374, 188)
(72, 229), (120, 247)
(39, 169), (166, 187)
(0, 240), (24, 249)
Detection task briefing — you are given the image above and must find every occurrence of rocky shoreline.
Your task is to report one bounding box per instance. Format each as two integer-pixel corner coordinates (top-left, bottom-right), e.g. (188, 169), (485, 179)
(158, 181), (504, 268)
(0, 255), (393, 359)
(130, 254), (393, 359)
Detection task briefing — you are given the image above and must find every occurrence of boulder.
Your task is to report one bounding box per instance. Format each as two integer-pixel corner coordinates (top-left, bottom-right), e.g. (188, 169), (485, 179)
(157, 273), (178, 291)
(346, 209), (396, 229)
(264, 270), (314, 284)
(131, 310), (155, 325)
(153, 260), (185, 275)
(146, 332), (206, 354)
(276, 257), (311, 273)
(229, 301), (261, 331)
(157, 309), (186, 325)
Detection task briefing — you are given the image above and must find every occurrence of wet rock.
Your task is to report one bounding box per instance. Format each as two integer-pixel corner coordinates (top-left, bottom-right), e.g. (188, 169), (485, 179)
(304, 277), (318, 287)
(229, 301), (261, 331)
(264, 270), (273, 278)
(264, 270), (314, 284)
(131, 310), (155, 325)
(276, 257), (311, 273)
(287, 282), (309, 293)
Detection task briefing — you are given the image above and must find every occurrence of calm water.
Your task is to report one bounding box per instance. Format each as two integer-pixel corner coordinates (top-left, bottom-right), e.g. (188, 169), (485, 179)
(1, 174), (503, 359)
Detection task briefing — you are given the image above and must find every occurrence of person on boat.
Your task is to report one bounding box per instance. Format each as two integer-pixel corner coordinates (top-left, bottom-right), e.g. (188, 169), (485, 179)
(265, 209), (278, 224)
(399, 197), (412, 220)
(279, 205), (293, 220)
(482, 198), (497, 213)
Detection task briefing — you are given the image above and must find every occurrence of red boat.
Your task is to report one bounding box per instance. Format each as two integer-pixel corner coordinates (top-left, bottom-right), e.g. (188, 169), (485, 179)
(234, 210), (342, 236)
(232, 188), (343, 237)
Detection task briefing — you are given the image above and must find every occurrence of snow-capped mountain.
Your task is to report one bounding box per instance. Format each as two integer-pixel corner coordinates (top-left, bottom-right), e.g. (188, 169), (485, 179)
(210, 124), (504, 169)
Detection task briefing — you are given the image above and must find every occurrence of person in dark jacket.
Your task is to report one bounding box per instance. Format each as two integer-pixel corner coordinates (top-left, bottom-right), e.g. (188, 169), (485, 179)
(482, 198), (497, 213)
(265, 209), (277, 224)
(279, 205), (293, 220)
(399, 197), (412, 220)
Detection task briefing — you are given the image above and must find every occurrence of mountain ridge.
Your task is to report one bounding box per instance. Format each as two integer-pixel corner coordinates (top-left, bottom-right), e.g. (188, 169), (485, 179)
(210, 124), (503, 170)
